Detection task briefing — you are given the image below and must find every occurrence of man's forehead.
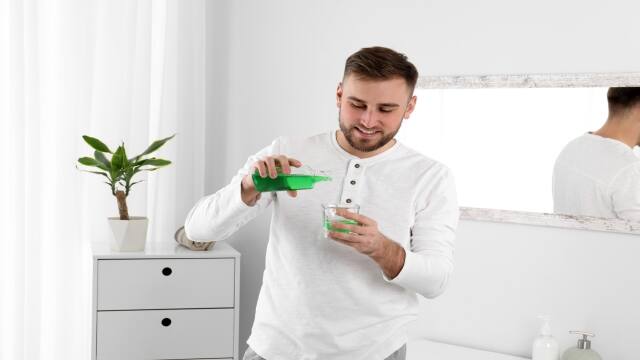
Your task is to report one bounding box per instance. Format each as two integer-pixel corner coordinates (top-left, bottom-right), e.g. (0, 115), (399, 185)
(342, 75), (412, 102)
(343, 73), (407, 86)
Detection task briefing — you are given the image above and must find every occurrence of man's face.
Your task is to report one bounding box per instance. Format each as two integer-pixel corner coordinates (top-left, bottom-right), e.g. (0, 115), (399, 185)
(336, 75), (416, 153)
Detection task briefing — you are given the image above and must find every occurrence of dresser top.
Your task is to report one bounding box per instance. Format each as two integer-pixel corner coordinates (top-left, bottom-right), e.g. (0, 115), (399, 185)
(92, 241), (240, 259)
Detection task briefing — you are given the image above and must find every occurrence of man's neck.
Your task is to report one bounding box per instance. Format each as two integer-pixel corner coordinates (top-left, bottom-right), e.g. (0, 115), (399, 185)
(593, 118), (640, 148)
(336, 131), (396, 159)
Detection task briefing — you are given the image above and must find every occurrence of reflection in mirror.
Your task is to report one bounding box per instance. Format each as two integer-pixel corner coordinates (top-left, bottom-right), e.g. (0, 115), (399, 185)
(397, 87), (620, 214)
(552, 87), (640, 222)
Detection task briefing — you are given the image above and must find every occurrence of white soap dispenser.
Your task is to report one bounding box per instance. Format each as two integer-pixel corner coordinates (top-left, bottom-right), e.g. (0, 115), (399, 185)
(532, 315), (560, 360)
(561, 331), (602, 360)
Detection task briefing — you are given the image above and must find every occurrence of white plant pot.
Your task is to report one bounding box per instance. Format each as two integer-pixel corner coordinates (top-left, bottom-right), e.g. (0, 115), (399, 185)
(107, 216), (148, 252)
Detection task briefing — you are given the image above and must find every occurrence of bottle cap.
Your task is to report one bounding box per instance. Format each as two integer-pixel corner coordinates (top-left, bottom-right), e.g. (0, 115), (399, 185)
(569, 330), (595, 349)
(537, 315), (552, 336)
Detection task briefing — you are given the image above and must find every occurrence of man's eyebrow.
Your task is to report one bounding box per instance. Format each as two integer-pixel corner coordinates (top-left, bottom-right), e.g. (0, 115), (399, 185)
(347, 96), (399, 107)
(347, 96), (365, 103)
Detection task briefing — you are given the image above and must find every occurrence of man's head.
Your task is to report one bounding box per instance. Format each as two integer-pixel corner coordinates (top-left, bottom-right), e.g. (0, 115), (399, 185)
(343, 46), (419, 94)
(336, 47), (418, 156)
(607, 87), (640, 118)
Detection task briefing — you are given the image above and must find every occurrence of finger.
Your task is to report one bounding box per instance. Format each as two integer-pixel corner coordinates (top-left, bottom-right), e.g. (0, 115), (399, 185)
(335, 209), (373, 226)
(265, 157), (278, 178)
(253, 161), (267, 177)
(328, 231), (361, 244)
(287, 190), (298, 198)
(288, 157), (302, 168)
(275, 155), (292, 174)
(330, 220), (363, 235)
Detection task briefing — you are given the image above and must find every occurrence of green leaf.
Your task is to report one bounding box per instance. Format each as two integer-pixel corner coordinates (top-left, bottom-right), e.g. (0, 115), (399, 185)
(111, 146), (125, 171)
(78, 157), (102, 167)
(94, 151), (111, 170)
(141, 158), (171, 167)
(76, 167), (111, 180)
(78, 157), (109, 171)
(138, 134), (175, 157)
(109, 168), (123, 183)
(133, 158), (151, 167)
(82, 135), (112, 153)
(121, 143), (129, 169)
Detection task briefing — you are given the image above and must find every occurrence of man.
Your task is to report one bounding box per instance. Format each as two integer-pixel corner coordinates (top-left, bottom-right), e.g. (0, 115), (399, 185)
(185, 46), (459, 360)
(553, 87), (640, 221)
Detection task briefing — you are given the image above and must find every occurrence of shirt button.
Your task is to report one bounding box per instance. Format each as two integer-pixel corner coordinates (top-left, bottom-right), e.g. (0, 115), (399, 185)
(354, 164), (360, 168)
(350, 180), (356, 185)
(346, 199), (352, 203)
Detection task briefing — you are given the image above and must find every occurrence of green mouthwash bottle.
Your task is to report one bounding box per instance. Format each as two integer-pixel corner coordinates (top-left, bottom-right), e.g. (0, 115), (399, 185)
(252, 166), (331, 192)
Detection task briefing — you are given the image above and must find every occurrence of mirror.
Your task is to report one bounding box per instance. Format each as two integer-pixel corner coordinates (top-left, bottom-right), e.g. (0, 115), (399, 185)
(395, 73), (640, 231)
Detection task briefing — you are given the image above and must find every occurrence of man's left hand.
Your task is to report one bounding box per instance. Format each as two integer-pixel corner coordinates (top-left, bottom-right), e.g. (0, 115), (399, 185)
(328, 209), (406, 279)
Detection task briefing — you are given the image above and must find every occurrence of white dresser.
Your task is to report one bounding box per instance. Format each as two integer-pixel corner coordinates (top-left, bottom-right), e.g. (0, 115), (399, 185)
(91, 241), (241, 360)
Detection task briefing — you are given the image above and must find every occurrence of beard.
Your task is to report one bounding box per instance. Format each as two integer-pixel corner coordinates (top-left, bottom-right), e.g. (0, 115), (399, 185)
(338, 111), (402, 153)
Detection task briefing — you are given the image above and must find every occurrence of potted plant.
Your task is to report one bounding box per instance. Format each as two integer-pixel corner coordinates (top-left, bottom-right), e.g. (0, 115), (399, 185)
(77, 134), (174, 251)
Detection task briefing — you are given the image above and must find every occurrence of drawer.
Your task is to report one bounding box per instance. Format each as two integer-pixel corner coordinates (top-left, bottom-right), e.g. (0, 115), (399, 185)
(96, 308), (234, 360)
(98, 258), (234, 310)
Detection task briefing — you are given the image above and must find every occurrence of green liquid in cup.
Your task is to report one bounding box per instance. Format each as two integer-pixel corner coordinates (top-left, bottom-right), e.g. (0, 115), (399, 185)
(324, 219), (358, 233)
(252, 171), (331, 192)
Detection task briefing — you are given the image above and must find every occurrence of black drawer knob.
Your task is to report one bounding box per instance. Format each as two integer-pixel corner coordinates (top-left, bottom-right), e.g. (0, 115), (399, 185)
(161, 318), (171, 327)
(162, 267), (172, 276)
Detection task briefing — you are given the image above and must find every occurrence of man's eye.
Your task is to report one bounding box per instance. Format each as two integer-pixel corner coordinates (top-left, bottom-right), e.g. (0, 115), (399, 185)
(379, 108), (392, 113)
(351, 103), (365, 109)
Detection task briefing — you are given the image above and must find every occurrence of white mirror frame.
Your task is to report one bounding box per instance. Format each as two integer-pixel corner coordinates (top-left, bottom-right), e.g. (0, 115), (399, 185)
(417, 72), (640, 235)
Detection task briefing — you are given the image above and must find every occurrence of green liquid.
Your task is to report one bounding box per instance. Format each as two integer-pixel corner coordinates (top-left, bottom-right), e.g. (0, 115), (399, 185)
(252, 172), (331, 192)
(324, 219), (358, 233)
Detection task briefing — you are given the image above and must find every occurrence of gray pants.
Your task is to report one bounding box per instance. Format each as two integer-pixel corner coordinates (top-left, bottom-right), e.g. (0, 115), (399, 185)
(243, 344), (406, 360)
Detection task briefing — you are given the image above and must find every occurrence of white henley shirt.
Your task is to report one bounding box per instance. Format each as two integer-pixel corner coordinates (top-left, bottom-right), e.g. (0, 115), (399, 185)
(185, 131), (459, 360)
(553, 133), (640, 221)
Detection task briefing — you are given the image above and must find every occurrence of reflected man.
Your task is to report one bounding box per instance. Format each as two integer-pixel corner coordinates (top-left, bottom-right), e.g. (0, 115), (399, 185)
(553, 87), (640, 221)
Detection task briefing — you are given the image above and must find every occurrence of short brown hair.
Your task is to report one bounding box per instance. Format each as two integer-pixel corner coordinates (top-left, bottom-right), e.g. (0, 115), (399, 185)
(607, 87), (640, 115)
(343, 46), (419, 94)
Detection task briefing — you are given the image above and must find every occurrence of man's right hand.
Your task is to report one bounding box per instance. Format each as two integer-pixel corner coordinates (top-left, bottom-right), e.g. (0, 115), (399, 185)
(241, 155), (302, 206)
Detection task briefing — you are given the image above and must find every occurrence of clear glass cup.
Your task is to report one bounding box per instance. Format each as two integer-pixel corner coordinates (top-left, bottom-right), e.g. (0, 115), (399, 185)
(322, 203), (360, 237)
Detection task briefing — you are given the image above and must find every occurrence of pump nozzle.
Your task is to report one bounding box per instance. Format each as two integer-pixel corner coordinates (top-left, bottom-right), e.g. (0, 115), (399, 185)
(537, 315), (552, 336)
(569, 330), (595, 349)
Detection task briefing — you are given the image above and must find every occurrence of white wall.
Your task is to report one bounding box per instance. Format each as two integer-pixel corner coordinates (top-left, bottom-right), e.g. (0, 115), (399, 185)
(408, 219), (640, 359)
(204, 0), (640, 354)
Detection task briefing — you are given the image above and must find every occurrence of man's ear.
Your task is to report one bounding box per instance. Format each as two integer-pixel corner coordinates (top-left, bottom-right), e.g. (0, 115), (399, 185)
(336, 82), (343, 108)
(404, 95), (417, 119)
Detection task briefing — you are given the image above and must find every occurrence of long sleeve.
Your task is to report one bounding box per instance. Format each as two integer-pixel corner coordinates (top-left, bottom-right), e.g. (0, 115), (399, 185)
(385, 165), (459, 299)
(184, 139), (280, 242)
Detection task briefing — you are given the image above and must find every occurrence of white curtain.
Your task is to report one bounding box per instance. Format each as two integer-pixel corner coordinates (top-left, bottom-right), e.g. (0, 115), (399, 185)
(0, 0), (206, 359)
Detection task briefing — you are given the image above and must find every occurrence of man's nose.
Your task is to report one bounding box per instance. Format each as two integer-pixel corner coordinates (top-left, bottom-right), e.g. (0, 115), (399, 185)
(359, 109), (376, 128)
